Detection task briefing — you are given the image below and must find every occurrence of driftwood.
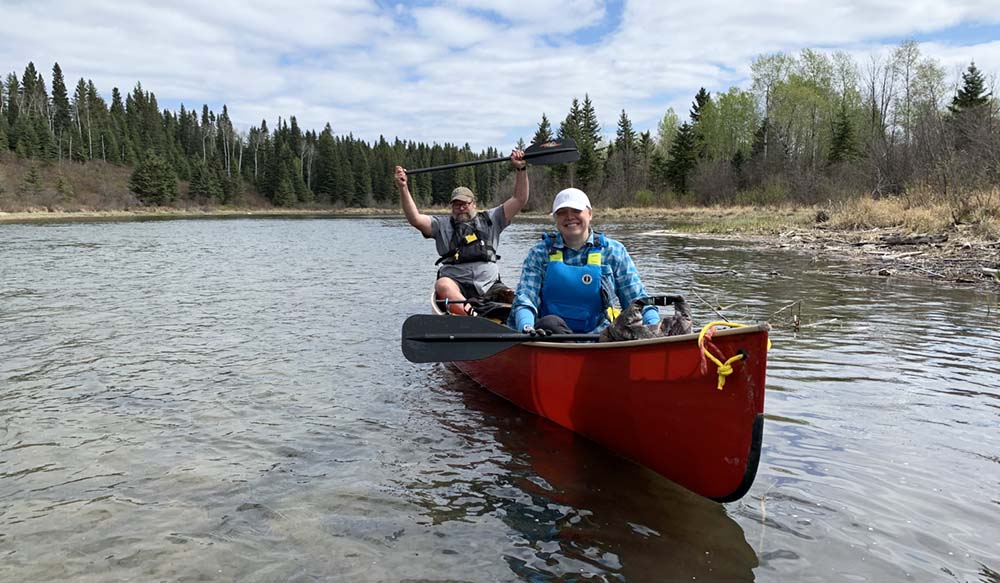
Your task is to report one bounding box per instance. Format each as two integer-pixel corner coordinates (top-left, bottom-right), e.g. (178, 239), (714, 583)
(880, 233), (949, 246)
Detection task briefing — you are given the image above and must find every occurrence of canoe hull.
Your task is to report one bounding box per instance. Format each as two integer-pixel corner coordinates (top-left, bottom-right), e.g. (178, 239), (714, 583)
(450, 327), (768, 501)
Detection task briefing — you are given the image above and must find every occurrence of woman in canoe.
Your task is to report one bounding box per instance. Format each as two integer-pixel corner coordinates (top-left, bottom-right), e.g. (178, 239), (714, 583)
(508, 188), (663, 336)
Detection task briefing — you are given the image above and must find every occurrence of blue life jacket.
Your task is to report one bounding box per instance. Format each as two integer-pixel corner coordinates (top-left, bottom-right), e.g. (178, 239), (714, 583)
(539, 232), (607, 333)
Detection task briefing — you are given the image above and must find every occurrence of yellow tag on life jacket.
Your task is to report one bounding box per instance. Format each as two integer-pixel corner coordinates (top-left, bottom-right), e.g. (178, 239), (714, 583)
(464, 234), (479, 244)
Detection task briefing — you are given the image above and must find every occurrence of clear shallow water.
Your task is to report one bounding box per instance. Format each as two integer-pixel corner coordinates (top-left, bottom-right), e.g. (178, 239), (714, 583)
(1, 217), (997, 582)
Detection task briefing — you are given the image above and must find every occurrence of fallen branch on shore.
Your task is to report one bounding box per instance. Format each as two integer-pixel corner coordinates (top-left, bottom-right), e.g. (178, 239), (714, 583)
(880, 233), (949, 246)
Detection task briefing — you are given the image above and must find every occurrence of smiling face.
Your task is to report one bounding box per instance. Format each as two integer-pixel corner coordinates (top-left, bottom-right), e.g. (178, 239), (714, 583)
(451, 199), (476, 222)
(554, 206), (592, 247)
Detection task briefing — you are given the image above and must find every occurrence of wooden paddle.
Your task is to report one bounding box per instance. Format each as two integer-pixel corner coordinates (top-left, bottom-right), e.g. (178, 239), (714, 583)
(402, 314), (600, 363)
(405, 138), (579, 175)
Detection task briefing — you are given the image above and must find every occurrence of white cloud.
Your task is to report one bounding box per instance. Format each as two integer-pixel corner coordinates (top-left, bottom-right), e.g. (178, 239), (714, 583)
(411, 6), (500, 48)
(1, 0), (999, 150)
(447, 0), (607, 34)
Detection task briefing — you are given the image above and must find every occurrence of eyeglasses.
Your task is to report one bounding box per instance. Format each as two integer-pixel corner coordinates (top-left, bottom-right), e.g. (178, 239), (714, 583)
(451, 201), (472, 209)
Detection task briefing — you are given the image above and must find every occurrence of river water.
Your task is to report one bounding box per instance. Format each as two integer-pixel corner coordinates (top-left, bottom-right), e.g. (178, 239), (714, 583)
(1, 216), (997, 582)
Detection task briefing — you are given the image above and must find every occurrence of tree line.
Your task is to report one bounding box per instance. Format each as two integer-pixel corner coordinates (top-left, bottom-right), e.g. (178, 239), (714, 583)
(2, 40), (997, 214)
(530, 41), (997, 219)
(1, 62), (510, 208)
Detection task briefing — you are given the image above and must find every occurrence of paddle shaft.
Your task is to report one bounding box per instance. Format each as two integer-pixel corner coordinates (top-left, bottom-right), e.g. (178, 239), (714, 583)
(419, 333), (600, 342)
(405, 148), (575, 175)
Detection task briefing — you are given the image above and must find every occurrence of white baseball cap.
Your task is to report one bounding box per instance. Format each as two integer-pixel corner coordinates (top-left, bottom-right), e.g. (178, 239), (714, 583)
(551, 188), (591, 214)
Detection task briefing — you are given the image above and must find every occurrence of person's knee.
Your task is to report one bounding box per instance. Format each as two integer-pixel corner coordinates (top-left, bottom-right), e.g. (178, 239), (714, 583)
(435, 277), (463, 298)
(536, 315), (573, 334)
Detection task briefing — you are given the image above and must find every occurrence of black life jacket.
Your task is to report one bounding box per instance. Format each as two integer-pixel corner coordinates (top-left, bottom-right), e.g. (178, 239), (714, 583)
(435, 212), (499, 265)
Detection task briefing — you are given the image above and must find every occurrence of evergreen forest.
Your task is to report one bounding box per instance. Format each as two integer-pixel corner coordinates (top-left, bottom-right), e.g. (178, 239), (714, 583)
(1, 40), (997, 218)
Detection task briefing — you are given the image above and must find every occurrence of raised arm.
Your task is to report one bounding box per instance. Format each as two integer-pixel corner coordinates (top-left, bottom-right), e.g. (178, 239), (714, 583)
(502, 150), (529, 223)
(396, 165), (433, 237)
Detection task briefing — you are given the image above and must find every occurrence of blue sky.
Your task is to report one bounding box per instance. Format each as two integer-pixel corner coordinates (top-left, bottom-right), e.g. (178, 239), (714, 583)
(3, 0), (999, 152)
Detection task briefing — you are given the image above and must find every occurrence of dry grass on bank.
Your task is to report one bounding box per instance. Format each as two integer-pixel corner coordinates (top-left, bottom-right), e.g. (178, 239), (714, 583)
(0, 155), (137, 211)
(827, 187), (1000, 240)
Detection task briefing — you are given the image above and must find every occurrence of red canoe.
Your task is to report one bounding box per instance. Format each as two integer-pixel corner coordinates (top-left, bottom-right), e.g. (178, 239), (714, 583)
(410, 301), (770, 502)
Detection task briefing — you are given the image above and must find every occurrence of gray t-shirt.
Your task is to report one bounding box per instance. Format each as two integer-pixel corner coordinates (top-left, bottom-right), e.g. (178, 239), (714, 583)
(429, 205), (509, 296)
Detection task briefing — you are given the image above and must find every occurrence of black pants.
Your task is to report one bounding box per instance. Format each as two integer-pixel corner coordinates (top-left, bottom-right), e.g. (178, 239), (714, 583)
(450, 278), (510, 302)
(535, 314), (574, 334)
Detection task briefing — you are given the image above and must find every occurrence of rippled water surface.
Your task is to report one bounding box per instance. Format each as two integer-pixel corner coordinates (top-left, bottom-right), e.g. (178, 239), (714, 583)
(2, 217), (998, 582)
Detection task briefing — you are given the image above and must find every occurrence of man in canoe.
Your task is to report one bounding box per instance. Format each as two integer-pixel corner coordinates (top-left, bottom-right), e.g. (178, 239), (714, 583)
(394, 150), (528, 315)
(509, 187), (661, 335)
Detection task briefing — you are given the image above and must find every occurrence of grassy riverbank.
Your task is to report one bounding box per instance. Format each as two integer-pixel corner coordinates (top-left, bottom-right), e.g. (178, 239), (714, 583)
(4, 192), (997, 235)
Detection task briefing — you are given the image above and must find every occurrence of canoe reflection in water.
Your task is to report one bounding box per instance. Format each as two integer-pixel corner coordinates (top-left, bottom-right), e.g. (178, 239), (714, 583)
(408, 366), (759, 582)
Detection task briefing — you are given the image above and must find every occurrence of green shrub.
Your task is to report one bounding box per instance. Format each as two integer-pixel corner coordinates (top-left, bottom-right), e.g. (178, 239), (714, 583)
(633, 189), (653, 207)
(735, 180), (789, 206)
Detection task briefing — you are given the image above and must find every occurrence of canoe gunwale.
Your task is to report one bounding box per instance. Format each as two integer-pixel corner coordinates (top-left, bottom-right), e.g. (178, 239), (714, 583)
(428, 291), (770, 350)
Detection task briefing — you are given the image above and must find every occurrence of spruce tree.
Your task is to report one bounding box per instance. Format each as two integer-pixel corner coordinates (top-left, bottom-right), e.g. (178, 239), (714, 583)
(828, 103), (857, 165)
(109, 87), (131, 164)
(664, 122), (698, 194)
(51, 63), (72, 158)
(576, 94), (603, 187)
(689, 88), (712, 160)
(20, 63), (39, 115)
(615, 109), (636, 152)
(615, 109), (637, 194)
(948, 61), (992, 151)
(532, 113), (553, 145)
(314, 125), (338, 204)
(5, 74), (18, 132)
(351, 141), (370, 205)
(21, 164), (43, 197)
(949, 62), (990, 114)
(33, 115), (55, 160)
(130, 152), (178, 205)
(189, 161), (223, 202)
(337, 144), (354, 206)
(13, 114), (35, 157)
(690, 88), (711, 124)
(558, 99), (581, 141)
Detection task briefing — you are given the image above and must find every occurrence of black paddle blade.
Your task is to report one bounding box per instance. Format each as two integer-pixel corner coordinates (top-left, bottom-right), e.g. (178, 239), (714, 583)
(402, 314), (521, 363)
(401, 314), (600, 363)
(523, 137), (579, 165)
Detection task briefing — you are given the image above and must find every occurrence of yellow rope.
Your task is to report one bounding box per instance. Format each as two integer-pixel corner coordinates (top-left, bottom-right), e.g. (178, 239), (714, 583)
(697, 321), (749, 391)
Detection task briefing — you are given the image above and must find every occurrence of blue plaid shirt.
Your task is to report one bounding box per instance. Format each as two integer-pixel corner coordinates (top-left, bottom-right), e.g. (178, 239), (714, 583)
(509, 231), (660, 333)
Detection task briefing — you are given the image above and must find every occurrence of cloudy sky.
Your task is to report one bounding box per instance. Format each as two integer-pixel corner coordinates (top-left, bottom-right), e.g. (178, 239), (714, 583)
(4, 0), (1000, 151)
